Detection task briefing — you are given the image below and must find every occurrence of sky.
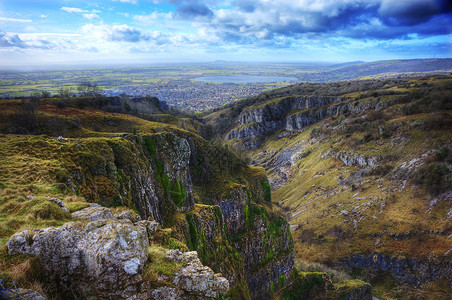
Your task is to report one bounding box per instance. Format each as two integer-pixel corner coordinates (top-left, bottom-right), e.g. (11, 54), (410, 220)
(0, 0), (451, 67)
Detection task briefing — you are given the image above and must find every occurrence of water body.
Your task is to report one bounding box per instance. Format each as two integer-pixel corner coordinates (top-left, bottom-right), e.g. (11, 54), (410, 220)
(194, 75), (298, 84)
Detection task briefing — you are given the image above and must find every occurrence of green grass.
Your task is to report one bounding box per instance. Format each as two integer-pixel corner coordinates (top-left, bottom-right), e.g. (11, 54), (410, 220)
(143, 245), (187, 285)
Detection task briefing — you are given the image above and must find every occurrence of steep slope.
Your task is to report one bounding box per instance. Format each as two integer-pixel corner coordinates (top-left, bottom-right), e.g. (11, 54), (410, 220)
(0, 100), (307, 299)
(211, 75), (452, 299)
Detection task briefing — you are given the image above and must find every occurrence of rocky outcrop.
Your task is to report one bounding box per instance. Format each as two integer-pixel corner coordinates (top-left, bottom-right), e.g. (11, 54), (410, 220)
(63, 131), (196, 225)
(8, 219), (149, 299)
(226, 96), (347, 147)
(336, 151), (382, 168)
(204, 185), (294, 299)
(71, 205), (114, 221)
(225, 95), (392, 149)
(167, 250), (229, 298)
(7, 216), (230, 299)
(1, 288), (46, 300)
(338, 253), (452, 289)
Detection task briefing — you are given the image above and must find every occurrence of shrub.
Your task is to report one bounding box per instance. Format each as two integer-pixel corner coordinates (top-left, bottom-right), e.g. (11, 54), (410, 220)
(414, 163), (451, 195)
(436, 147), (449, 161)
(369, 164), (393, 176)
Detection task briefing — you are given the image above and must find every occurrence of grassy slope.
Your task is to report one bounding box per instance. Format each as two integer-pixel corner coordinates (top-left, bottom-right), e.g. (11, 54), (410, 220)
(0, 100), (288, 298)
(0, 102), (199, 289)
(241, 76), (452, 298)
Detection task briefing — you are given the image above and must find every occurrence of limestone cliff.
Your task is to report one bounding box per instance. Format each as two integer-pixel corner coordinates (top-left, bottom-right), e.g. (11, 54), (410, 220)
(3, 126), (295, 299)
(225, 95), (392, 149)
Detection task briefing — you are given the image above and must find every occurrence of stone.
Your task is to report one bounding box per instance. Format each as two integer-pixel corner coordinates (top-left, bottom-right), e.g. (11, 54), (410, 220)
(167, 250), (229, 298)
(1, 288), (46, 300)
(7, 219), (149, 299)
(7, 230), (34, 255)
(115, 210), (133, 220)
(57, 136), (68, 142)
(71, 206), (114, 221)
(49, 197), (68, 212)
(135, 220), (160, 236)
(151, 287), (182, 300)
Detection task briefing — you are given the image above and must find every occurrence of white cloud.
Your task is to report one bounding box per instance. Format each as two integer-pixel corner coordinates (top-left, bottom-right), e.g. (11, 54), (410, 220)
(0, 17), (32, 23)
(61, 7), (89, 13)
(83, 13), (100, 20)
(40, 15), (47, 18)
(114, 0), (138, 4)
(133, 12), (173, 23)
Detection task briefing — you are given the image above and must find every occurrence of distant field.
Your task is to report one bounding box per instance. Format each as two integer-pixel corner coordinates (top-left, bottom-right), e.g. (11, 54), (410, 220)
(0, 63), (316, 111)
(1, 59), (451, 111)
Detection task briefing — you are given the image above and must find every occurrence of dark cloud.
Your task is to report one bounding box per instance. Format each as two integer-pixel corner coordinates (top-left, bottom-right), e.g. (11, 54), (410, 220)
(176, 3), (213, 19)
(378, 0), (451, 26)
(108, 26), (148, 42)
(201, 0), (452, 48)
(0, 33), (26, 48)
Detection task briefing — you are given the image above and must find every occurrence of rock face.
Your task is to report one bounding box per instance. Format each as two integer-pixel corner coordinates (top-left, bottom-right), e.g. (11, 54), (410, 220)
(188, 185), (295, 299)
(8, 219), (149, 299)
(168, 250), (229, 298)
(5, 128), (295, 299)
(1, 288), (46, 300)
(67, 132), (195, 225)
(338, 253), (452, 288)
(226, 96), (346, 148)
(225, 95), (390, 149)
(343, 282), (373, 300)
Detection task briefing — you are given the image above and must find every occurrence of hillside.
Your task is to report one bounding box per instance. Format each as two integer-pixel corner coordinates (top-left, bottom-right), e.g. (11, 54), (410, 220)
(208, 75), (452, 299)
(0, 95), (370, 299)
(298, 58), (452, 82)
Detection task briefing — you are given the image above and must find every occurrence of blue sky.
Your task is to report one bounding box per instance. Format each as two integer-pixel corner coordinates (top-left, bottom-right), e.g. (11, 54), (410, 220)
(0, 0), (451, 67)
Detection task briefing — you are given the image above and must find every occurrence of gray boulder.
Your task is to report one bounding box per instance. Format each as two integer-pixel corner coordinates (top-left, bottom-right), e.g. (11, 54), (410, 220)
(71, 206), (114, 221)
(7, 219), (149, 299)
(167, 250), (229, 298)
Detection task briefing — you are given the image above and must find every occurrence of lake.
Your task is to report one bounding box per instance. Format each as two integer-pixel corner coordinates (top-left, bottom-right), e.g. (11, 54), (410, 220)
(193, 75), (298, 84)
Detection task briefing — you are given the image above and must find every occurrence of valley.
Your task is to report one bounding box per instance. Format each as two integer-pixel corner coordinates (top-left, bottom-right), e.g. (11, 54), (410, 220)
(209, 75), (452, 299)
(0, 60), (451, 299)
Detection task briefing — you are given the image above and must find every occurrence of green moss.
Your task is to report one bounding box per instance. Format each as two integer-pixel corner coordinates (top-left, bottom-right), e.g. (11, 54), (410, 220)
(279, 274), (286, 289)
(112, 196), (123, 207)
(143, 136), (156, 158)
(213, 205), (223, 224)
(281, 272), (326, 300)
(270, 281), (275, 293)
(261, 178), (272, 202)
(264, 248), (274, 262)
(171, 179), (187, 207)
(269, 218), (285, 240)
(155, 159), (170, 196)
(117, 169), (125, 194)
(186, 213), (198, 251)
(244, 204), (252, 228)
(199, 228), (208, 261)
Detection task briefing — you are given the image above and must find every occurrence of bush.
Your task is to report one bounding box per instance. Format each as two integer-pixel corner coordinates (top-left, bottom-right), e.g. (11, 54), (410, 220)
(369, 164), (393, 176)
(295, 260), (351, 284)
(414, 163), (451, 195)
(436, 147), (450, 161)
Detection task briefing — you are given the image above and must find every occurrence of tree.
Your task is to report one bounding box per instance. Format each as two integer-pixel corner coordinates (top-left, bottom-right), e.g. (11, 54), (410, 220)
(77, 82), (101, 97)
(57, 87), (73, 99)
(77, 82), (104, 108)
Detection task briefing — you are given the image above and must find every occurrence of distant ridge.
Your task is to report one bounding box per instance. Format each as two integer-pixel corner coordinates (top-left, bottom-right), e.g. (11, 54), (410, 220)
(298, 58), (452, 82)
(327, 61), (366, 69)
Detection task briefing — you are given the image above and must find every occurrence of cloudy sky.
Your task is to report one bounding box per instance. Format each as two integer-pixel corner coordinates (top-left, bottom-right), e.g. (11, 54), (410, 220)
(1, 0), (451, 67)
